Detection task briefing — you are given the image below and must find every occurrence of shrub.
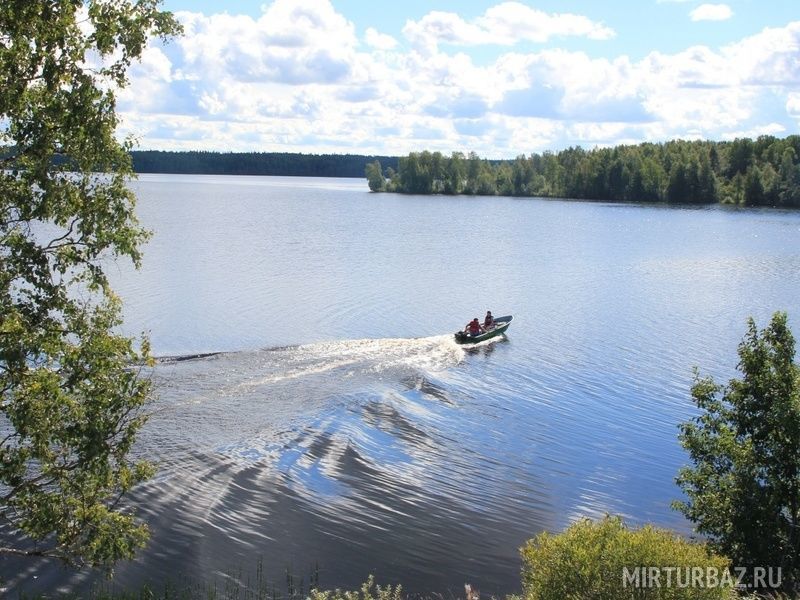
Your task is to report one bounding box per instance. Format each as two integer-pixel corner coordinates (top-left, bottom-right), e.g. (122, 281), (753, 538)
(520, 516), (735, 600)
(308, 576), (402, 600)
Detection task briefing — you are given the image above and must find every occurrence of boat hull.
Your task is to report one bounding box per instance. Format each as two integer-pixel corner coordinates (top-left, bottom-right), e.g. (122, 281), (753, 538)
(454, 315), (513, 344)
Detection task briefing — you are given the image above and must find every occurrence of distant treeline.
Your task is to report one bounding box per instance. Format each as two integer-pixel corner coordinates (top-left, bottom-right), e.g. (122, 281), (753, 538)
(130, 151), (400, 179)
(366, 136), (800, 207)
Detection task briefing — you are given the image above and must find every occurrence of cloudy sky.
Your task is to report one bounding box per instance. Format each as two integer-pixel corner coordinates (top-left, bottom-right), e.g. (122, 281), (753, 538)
(116, 0), (800, 158)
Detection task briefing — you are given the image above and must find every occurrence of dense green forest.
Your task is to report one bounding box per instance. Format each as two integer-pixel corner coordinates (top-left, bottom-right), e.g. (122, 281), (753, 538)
(366, 136), (800, 207)
(131, 150), (399, 178)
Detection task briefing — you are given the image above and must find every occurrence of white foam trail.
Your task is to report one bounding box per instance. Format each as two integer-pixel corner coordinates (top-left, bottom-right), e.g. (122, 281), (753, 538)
(243, 335), (464, 387)
(149, 334), (466, 416)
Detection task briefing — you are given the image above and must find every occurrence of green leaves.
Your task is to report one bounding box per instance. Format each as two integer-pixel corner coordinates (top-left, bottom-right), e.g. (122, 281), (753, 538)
(379, 137), (800, 205)
(308, 575), (403, 600)
(1, 0), (179, 569)
(675, 312), (800, 591)
(520, 516), (735, 600)
(365, 160), (385, 192)
(2, 297), (155, 566)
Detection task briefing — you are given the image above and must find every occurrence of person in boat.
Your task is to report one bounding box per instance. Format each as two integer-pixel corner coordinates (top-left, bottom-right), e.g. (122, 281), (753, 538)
(465, 317), (485, 336)
(484, 311), (494, 329)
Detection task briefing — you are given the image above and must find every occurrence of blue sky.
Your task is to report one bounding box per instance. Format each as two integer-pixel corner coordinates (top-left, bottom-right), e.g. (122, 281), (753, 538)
(116, 0), (800, 157)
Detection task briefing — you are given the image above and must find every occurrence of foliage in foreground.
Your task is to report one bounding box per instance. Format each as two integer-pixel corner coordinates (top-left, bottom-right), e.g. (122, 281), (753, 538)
(0, 0), (180, 568)
(13, 572), (399, 600)
(676, 311), (800, 592)
(308, 576), (402, 600)
(520, 516), (735, 600)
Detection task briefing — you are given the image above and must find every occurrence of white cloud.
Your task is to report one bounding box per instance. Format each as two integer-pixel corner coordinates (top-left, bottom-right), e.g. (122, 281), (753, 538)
(724, 21), (800, 85)
(175, 0), (357, 85)
(568, 122), (641, 147)
(478, 2), (615, 42)
(365, 27), (398, 50)
(403, 11), (493, 54)
(492, 51), (646, 122)
(136, 47), (173, 83)
(788, 93), (800, 116)
(117, 2), (800, 157)
(690, 4), (734, 22)
(720, 123), (786, 140)
(402, 2), (614, 54)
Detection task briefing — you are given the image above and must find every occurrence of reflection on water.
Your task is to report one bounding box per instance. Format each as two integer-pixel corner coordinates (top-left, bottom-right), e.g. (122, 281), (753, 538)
(5, 175), (800, 596)
(10, 335), (547, 595)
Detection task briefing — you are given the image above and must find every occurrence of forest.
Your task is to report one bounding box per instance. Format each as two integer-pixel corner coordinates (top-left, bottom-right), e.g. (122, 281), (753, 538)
(366, 136), (800, 207)
(131, 150), (400, 179)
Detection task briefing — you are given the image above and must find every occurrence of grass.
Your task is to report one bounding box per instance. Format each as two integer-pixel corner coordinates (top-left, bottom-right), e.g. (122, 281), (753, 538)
(15, 560), (322, 600)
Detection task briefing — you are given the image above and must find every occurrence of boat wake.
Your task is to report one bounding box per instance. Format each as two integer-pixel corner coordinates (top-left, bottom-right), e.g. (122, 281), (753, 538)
(157, 334), (463, 374)
(8, 332), (543, 597)
(251, 334), (464, 383)
(141, 334), (466, 462)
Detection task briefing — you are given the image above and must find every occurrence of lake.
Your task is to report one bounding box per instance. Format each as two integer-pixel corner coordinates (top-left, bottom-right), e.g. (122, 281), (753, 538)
(7, 174), (800, 596)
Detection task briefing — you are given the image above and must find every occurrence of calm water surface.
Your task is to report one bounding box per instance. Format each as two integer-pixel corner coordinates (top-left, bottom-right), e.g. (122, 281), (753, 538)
(7, 174), (800, 596)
